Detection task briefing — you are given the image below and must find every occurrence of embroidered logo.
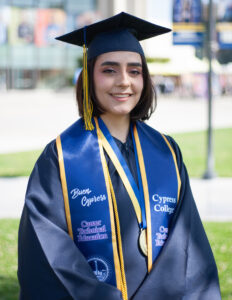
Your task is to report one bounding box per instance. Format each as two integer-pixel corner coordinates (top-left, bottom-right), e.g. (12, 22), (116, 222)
(87, 257), (110, 282)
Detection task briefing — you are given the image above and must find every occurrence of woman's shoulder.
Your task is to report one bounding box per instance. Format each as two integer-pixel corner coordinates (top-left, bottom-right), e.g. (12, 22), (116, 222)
(138, 122), (181, 152)
(36, 139), (58, 165)
(163, 134), (184, 171)
(138, 121), (184, 168)
(28, 139), (59, 184)
(164, 134), (182, 156)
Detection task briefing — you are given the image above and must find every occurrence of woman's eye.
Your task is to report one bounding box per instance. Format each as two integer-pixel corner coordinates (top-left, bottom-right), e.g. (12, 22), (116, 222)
(102, 69), (115, 74)
(130, 70), (141, 75)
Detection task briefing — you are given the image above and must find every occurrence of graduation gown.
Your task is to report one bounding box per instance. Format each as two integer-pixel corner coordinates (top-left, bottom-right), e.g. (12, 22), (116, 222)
(18, 123), (221, 300)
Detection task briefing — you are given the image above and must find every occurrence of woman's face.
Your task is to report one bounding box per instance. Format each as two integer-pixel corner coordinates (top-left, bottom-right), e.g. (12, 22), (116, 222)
(93, 51), (144, 119)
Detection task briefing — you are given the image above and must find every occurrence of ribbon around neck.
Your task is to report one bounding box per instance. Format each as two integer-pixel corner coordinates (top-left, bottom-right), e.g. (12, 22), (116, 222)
(97, 117), (147, 230)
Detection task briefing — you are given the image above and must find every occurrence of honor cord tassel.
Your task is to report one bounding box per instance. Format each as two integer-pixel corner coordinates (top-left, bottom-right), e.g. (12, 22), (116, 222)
(107, 169), (128, 300)
(82, 26), (94, 130)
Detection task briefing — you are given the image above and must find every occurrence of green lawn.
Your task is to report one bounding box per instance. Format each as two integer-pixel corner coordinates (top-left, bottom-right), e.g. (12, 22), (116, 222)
(204, 222), (232, 299)
(172, 127), (232, 177)
(0, 128), (231, 178)
(0, 219), (231, 299)
(0, 150), (42, 177)
(0, 219), (20, 300)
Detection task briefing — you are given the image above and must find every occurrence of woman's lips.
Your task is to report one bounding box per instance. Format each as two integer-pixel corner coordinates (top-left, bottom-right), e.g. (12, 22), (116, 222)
(110, 93), (132, 101)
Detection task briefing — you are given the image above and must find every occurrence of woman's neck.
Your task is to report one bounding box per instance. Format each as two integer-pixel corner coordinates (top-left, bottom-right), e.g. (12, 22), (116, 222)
(100, 114), (130, 143)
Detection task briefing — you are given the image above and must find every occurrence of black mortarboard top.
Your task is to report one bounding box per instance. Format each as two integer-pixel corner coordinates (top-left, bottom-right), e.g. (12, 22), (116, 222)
(56, 12), (171, 60)
(56, 12), (171, 131)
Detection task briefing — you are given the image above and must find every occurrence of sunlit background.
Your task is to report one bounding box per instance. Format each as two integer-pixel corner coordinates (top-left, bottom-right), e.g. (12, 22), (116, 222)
(0, 0), (231, 97)
(0, 1), (232, 299)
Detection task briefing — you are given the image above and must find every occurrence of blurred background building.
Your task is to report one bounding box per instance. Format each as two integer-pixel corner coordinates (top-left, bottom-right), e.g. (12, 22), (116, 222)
(0, 0), (98, 89)
(0, 0), (232, 97)
(0, 0), (149, 90)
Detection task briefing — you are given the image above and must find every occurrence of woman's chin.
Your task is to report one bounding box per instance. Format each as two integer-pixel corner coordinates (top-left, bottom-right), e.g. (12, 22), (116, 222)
(106, 110), (131, 118)
(106, 106), (136, 117)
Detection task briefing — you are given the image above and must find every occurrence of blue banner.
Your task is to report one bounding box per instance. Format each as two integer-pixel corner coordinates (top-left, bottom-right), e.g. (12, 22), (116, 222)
(57, 119), (118, 287)
(173, 0), (204, 47)
(216, 0), (232, 49)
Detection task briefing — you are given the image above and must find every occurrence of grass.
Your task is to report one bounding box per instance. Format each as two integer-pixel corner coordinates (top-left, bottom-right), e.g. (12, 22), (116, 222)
(0, 219), (20, 300)
(0, 150), (42, 177)
(0, 219), (231, 299)
(204, 222), (232, 299)
(0, 128), (231, 177)
(172, 127), (232, 177)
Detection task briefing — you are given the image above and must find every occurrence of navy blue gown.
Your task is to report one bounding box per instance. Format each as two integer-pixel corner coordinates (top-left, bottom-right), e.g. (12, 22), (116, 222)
(18, 130), (221, 300)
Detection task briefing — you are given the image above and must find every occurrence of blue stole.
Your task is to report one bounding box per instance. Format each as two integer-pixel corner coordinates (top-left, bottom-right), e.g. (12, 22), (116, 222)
(56, 118), (181, 299)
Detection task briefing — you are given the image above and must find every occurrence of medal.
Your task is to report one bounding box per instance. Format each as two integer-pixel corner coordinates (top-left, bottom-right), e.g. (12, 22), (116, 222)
(98, 118), (149, 257)
(139, 229), (148, 256)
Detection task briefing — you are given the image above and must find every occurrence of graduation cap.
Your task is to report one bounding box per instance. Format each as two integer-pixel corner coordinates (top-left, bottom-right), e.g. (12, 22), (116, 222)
(56, 12), (171, 130)
(56, 12), (171, 59)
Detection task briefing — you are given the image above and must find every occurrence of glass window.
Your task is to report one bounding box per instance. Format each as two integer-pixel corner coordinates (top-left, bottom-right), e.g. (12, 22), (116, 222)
(11, 0), (35, 7)
(38, 0), (64, 9)
(0, 0), (10, 6)
(66, 0), (96, 14)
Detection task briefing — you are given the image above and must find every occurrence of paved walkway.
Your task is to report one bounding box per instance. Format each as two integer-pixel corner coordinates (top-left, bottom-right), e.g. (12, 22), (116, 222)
(1, 90), (232, 153)
(0, 90), (232, 221)
(0, 177), (232, 221)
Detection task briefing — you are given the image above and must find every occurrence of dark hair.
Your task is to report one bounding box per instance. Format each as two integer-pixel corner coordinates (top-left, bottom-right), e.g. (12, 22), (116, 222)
(76, 54), (156, 121)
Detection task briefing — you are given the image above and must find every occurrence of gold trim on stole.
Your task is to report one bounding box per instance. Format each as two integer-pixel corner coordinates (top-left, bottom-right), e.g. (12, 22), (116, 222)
(56, 136), (74, 240)
(161, 134), (182, 202)
(95, 118), (127, 298)
(133, 126), (153, 272)
(107, 167), (128, 300)
(98, 129), (142, 224)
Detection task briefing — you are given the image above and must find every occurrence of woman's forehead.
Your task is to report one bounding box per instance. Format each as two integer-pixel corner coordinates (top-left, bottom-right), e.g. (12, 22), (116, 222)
(95, 51), (142, 64)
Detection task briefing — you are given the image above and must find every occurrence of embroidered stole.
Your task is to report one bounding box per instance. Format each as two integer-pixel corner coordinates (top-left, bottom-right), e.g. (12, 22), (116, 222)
(56, 118), (181, 300)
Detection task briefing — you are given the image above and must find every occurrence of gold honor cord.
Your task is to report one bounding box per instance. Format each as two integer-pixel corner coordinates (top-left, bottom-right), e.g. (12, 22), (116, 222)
(161, 134), (182, 203)
(95, 118), (153, 271)
(56, 136), (74, 240)
(96, 129), (142, 225)
(133, 126), (152, 272)
(107, 168), (128, 300)
(96, 120), (128, 299)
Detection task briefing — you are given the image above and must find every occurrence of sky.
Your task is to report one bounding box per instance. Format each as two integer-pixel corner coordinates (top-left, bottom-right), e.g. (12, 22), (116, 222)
(145, 0), (174, 57)
(147, 0), (172, 26)
(144, 0), (227, 58)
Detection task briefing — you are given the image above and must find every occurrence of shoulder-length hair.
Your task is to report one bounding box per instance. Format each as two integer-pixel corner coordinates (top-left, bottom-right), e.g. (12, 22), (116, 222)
(76, 54), (156, 121)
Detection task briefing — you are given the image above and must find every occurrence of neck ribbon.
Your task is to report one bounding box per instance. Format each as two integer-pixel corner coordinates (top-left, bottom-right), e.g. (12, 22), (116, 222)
(56, 117), (181, 298)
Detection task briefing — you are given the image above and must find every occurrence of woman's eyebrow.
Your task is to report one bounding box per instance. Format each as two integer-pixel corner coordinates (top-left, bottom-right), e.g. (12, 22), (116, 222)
(128, 62), (142, 67)
(101, 61), (142, 67)
(101, 61), (119, 66)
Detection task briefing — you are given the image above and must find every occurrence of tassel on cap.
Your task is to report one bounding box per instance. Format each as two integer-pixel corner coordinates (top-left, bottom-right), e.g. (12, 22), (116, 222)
(55, 13), (171, 131)
(82, 27), (94, 131)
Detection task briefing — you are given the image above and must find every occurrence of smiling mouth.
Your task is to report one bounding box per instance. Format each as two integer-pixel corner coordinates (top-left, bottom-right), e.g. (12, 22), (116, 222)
(110, 93), (132, 100)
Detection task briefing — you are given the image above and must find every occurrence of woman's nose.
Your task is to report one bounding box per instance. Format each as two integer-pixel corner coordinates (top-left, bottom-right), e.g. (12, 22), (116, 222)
(117, 70), (130, 87)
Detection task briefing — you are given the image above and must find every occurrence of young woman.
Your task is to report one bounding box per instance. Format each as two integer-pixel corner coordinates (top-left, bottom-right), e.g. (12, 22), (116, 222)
(18, 12), (221, 300)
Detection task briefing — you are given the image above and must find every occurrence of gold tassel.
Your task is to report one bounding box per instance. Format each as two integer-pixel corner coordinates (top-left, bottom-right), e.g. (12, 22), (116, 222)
(82, 44), (94, 131)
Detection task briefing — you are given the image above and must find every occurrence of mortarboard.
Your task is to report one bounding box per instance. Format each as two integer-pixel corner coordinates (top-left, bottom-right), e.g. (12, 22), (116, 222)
(56, 12), (171, 130)
(56, 12), (171, 60)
